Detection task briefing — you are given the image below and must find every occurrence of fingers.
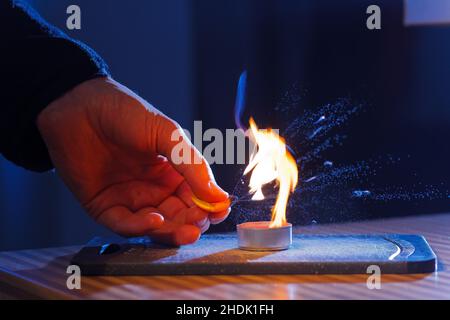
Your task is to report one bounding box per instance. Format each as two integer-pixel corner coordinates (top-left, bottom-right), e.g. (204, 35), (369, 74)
(194, 216), (211, 233)
(150, 198), (207, 245)
(94, 200), (205, 246)
(175, 181), (195, 207)
(85, 180), (175, 214)
(200, 219), (210, 233)
(157, 196), (187, 220)
(176, 182), (230, 227)
(158, 196), (208, 224)
(149, 222), (201, 246)
(154, 116), (228, 203)
(95, 206), (164, 237)
(209, 208), (231, 225)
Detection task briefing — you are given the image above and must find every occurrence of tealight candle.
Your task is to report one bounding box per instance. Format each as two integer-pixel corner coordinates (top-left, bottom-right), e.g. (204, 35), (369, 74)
(237, 221), (292, 251)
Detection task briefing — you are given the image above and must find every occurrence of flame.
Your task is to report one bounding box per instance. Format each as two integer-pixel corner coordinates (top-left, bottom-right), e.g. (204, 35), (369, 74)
(244, 118), (298, 228)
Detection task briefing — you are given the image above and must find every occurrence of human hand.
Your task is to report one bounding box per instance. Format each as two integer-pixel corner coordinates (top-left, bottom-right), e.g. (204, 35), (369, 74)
(37, 77), (230, 246)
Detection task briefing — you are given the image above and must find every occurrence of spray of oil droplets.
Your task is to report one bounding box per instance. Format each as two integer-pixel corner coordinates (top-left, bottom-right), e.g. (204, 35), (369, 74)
(230, 81), (450, 225)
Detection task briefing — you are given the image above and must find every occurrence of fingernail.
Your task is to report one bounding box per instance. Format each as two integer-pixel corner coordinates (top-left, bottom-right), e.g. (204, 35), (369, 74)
(200, 219), (210, 233)
(194, 217), (208, 228)
(210, 208), (231, 225)
(146, 212), (164, 229)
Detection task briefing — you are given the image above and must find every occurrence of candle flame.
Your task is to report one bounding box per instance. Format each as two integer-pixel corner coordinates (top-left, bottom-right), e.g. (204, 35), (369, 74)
(244, 118), (298, 228)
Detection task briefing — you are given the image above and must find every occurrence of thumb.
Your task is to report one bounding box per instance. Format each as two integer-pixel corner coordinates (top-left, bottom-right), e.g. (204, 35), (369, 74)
(154, 115), (228, 203)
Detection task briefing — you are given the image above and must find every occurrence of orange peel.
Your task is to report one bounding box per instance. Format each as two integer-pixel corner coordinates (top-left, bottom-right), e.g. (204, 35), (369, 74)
(191, 195), (231, 213)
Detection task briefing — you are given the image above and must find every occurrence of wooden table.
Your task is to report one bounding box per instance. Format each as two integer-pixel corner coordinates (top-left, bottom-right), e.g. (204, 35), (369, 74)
(1, 213), (449, 299)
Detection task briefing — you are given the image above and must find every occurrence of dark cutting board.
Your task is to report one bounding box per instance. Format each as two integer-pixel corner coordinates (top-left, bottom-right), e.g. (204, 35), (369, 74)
(71, 234), (436, 275)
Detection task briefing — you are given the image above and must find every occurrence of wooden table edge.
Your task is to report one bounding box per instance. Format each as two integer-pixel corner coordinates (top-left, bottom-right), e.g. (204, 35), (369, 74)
(0, 266), (75, 300)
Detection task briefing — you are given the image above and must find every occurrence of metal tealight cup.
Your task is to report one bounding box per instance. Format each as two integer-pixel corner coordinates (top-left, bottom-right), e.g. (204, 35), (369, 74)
(237, 221), (292, 251)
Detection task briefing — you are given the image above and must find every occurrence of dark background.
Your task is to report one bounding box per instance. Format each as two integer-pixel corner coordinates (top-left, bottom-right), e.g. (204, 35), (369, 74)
(1, 0), (449, 250)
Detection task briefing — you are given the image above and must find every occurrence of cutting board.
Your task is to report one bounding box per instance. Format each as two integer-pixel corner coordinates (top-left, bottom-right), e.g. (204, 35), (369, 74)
(71, 233), (436, 275)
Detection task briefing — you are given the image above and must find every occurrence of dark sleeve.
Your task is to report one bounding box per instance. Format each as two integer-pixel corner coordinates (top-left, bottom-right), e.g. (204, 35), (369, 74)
(0, 0), (110, 172)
